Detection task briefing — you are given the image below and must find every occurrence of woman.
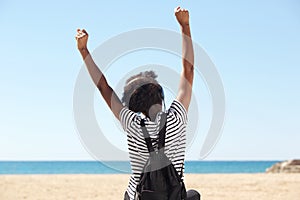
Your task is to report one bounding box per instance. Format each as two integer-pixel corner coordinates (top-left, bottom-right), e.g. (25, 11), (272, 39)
(75, 6), (200, 200)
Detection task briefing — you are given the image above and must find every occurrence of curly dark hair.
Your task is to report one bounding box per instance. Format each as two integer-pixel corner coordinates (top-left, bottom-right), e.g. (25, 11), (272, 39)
(122, 71), (164, 118)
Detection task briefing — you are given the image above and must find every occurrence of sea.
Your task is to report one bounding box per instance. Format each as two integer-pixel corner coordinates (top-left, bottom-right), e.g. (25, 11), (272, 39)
(0, 161), (279, 174)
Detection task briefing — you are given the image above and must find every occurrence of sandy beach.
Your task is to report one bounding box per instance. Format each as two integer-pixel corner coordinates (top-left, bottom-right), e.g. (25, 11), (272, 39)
(0, 174), (299, 200)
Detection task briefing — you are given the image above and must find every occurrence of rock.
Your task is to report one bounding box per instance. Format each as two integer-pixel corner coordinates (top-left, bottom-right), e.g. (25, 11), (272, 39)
(266, 159), (300, 173)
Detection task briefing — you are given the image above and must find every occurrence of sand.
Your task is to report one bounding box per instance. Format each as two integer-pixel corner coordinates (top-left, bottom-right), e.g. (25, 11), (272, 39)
(0, 174), (299, 200)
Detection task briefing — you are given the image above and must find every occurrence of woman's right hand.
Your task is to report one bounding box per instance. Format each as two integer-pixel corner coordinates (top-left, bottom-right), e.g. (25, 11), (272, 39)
(75, 29), (89, 51)
(174, 6), (190, 27)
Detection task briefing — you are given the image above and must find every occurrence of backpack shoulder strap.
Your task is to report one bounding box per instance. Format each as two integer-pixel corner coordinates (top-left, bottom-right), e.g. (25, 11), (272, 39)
(158, 113), (167, 150)
(141, 113), (167, 153)
(140, 119), (155, 153)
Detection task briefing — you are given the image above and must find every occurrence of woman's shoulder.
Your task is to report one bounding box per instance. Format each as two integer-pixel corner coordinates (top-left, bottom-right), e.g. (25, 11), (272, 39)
(167, 99), (188, 123)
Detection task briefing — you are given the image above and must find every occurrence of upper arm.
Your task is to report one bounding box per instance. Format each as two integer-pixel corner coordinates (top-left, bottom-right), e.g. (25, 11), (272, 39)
(176, 65), (194, 112)
(119, 107), (136, 132)
(97, 76), (124, 120)
(169, 99), (188, 124)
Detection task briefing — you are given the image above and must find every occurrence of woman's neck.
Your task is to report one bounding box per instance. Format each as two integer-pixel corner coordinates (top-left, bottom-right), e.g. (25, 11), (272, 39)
(148, 104), (162, 122)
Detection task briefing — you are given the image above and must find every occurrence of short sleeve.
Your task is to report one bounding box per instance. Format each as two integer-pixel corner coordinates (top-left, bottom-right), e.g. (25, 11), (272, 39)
(168, 99), (188, 124)
(119, 107), (136, 131)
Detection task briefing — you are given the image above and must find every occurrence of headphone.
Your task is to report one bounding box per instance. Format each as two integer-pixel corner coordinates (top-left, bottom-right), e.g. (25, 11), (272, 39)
(158, 85), (166, 112)
(158, 84), (164, 100)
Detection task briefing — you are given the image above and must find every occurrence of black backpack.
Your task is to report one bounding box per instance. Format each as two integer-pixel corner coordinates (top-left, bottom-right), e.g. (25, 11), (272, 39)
(135, 113), (187, 200)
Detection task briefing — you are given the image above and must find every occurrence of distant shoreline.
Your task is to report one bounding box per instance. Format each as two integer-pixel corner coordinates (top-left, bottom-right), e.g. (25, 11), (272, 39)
(0, 161), (279, 174)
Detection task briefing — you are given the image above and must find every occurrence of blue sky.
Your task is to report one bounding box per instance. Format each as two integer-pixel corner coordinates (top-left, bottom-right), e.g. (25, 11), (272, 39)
(0, 0), (299, 161)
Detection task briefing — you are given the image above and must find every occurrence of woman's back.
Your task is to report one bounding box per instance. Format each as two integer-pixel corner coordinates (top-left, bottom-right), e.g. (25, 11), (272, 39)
(120, 99), (188, 200)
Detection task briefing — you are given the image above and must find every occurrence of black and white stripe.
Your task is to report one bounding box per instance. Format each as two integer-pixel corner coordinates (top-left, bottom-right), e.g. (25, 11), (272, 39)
(119, 99), (188, 200)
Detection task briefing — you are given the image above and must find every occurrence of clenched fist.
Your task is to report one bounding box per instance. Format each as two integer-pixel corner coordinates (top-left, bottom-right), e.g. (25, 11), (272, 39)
(75, 29), (88, 51)
(174, 6), (190, 26)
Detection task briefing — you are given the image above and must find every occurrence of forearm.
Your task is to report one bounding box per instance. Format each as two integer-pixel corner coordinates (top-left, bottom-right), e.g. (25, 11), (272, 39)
(75, 29), (124, 119)
(79, 48), (104, 89)
(181, 24), (194, 72)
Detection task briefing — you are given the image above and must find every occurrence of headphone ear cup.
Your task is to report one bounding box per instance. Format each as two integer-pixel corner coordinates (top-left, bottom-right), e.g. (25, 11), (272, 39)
(160, 87), (164, 100)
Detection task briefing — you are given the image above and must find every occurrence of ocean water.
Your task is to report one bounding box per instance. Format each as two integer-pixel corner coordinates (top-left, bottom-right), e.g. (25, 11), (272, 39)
(0, 161), (279, 174)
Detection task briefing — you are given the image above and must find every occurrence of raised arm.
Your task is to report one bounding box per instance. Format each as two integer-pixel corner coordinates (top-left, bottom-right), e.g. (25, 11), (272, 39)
(75, 29), (124, 120)
(175, 7), (194, 112)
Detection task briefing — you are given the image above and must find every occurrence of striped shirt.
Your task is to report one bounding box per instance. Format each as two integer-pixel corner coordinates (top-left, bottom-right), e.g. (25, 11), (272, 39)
(119, 99), (188, 200)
